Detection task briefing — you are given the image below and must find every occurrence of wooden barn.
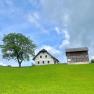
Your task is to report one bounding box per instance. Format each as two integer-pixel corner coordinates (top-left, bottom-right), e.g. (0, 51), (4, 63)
(66, 47), (89, 64)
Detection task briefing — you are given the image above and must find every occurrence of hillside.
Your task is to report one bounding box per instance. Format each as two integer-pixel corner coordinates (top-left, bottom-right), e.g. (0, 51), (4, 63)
(0, 64), (94, 94)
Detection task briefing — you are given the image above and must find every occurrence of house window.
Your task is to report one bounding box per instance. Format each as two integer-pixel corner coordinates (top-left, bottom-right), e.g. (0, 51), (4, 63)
(48, 61), (50, 64)
(43, 61), (44, 64)
(40, 56), (42, 58)
(38, 61), (40, 64)
(45, 55), (47, 58)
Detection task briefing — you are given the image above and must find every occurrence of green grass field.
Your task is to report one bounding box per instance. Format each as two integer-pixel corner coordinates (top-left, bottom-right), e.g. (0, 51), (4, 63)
(0, 64), (94, 94)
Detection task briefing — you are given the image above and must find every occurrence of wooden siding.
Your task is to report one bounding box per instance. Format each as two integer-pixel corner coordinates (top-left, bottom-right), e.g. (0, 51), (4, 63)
(66, 51), (89, 63)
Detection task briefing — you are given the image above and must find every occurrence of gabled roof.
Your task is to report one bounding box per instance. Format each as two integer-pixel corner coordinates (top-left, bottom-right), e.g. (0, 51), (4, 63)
(33, 49), (59, 62)
(66, 47), (88, 53)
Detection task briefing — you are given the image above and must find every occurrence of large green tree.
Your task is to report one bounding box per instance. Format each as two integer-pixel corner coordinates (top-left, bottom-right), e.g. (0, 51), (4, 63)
(0, 33), (36, 67)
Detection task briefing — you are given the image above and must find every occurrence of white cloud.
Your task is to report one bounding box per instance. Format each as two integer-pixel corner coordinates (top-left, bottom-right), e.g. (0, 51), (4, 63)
(63, 13), (69, 25)
(55, 27), (61, 34)
(36, 45), (61, 55)
(27, 12), (48, 33)
(63, 30), (70, 40)
(27, 12), (39, 25)
(43, 45), (61, 55)
(39, 0), (94, 59)
(0, 63), (7, 66)
(59, 39), (70, 48)
(60, 29), (70, 48)
(91, 56), (94, 59)
(54, 26), (70, 48)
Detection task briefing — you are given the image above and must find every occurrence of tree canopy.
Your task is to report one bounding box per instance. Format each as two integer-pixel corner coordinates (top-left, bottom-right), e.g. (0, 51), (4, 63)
(0, 33), (36, 67)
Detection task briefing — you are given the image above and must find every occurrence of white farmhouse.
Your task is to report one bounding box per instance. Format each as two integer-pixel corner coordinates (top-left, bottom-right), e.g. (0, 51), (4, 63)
(33, 49), (59, 65)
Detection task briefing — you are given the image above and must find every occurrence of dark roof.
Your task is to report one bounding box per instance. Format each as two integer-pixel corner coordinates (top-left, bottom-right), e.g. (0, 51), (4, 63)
(33, 49), (59, 62)
(66, 47), (88, 53)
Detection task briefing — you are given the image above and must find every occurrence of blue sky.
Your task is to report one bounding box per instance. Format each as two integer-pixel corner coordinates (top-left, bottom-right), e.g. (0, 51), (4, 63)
(0, 0), (94, 66)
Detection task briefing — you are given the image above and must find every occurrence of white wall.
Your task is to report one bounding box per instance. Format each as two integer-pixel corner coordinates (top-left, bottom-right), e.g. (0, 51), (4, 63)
(68, 62), (89, 64)
(35, 52), (55, 65)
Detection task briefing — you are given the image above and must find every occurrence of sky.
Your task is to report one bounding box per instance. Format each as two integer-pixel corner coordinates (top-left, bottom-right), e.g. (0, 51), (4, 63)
(0, 0), (94, 66)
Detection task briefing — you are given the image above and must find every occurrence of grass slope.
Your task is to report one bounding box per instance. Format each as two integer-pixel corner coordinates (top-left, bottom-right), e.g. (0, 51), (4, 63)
(0, 64), (94, 94)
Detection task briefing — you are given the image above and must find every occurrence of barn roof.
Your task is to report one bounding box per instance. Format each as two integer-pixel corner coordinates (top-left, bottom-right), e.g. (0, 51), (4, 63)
(33, 49), (59, 62)
(66, 47), (88, 53)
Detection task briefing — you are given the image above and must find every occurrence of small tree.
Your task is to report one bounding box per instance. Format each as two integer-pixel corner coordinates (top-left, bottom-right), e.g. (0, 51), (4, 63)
(91, 59), (94, 63)
(0, 33), (36, 67)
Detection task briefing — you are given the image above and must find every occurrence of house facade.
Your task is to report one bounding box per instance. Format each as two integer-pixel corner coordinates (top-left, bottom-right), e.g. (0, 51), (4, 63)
(33, 49), (59, 65)
(66, 47), (89, 64)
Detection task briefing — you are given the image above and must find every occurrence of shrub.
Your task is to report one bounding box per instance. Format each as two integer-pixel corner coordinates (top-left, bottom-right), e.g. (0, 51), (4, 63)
(91, 59), (94, 63)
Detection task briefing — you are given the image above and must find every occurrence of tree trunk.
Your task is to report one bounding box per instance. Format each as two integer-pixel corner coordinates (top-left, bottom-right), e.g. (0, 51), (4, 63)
(19, 62), (21, 67)
(17, 55), (22, 67)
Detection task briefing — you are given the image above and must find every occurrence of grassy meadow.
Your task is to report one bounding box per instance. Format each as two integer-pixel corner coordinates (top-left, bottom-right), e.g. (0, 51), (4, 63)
(0, 64), (94, 94)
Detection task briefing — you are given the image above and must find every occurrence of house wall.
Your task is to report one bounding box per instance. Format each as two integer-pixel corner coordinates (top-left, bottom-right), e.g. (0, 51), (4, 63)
(66, 51), (89, 64)
(34, 52), (55, 65)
